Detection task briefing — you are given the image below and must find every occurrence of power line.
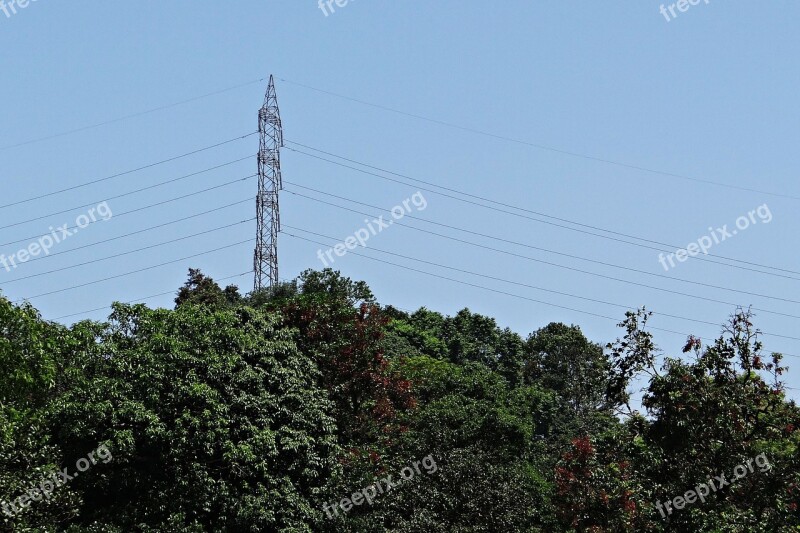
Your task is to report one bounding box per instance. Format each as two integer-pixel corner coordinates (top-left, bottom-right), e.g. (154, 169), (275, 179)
(283, 185), (800, 320)
(286, 143), (800, 281)
(282, 231), (800, 359)
(0, 158), (252, 232)
(0, 219), (253, 286)
(52, 271), (254, 321)
(5, 198), (252, 267)
(283, 224), (800, 343)
(279, 78), (800, 202)
(11, 240), (252, 302)
(0, 132), (257, 210)
(49, 262), (800, 394)
(0, 176), (255, 249)
(48, 260), (800, 394)
(47, 260), (800, 391)
(1, 77), (266, 151)
(285, 225), (721, 327)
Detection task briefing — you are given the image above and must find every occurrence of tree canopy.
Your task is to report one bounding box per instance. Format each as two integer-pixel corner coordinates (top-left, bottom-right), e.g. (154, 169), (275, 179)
(1, 269), (797, 531)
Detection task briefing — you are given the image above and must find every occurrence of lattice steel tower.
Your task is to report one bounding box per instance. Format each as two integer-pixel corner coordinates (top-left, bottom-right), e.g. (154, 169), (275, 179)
(254, 75), (283, 291)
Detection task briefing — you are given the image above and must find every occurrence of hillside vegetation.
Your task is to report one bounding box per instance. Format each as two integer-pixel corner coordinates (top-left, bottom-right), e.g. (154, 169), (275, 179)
(1, 269), (798, 532)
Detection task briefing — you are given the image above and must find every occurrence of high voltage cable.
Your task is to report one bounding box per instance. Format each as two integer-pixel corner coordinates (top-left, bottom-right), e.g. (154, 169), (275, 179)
(6, 76), (794, 380)
(284, 230), (620, 324)
(283, 224), (800, 344)
(285, 182), (800, 307)
(282, 231), (800, 360)
(283, 185), (800, 319)
(279, 78), (800, 202)
(286, 144), (800, 281)
(289, 140), (800, 277)
(0, 132), (257, 210)
(285, 225), (725, 328)
(11, 240), (252, 303)
(52, 271), (255, 321)
(285, 183), (786, 296)
(0, 219), (254, 287)
(5, 198), (252, 267)
(0, 157), (252, 232)
(50, 260), (799, 393)
(0, 176), (255, 249)
(0, 78), (266, 152)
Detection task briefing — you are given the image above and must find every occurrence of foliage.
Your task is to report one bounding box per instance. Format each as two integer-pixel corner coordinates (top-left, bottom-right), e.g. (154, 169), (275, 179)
(51, 302), (337, 531)
(1, 274), (798, 531)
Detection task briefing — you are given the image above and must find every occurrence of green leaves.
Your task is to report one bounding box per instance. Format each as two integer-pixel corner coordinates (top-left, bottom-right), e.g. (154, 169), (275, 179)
(0, 298), (58, 407)
(2, 273), (799, 531)
(44, 303), (339, 531)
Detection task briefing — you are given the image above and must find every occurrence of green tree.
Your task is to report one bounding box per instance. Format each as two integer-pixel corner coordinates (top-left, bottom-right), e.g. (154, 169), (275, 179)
(258, 270), (416, 450)
(0, 297), (81, 532)
(49, 302), (339, 531)
(524, 322), (615, 441)
(638, 309), (800, 531)
(376, 356), (559, 532)
(174, 268), (243, 310)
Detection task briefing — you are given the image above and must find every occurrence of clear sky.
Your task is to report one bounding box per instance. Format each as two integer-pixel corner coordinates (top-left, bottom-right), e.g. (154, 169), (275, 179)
(1, 1), (799, 396)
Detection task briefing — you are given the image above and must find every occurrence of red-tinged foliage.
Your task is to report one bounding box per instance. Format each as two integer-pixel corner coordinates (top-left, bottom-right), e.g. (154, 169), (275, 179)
(274, 277), (416, 453)
(683, 335), (702, 353)
(555, 435), (647, 532)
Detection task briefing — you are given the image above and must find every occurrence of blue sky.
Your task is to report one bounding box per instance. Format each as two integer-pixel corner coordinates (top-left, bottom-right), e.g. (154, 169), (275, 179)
(1, 1), (799, 395)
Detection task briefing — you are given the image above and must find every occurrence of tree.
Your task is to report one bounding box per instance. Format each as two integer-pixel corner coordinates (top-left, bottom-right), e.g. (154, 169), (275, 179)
(48, 302), (339, 531)
(174, 268), (242, 310)
(384, 307), (527, 383)
(638, 309), (800, 530)
(0, 297), (81, 532)
(524, 322), (612, 418)
(368, 356), (560, 532)
(593, 307), (800, 531)
(258, 270), (416, 450)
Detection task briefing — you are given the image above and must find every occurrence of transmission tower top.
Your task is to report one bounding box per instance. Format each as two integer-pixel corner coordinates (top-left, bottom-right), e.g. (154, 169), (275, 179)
(254, 75), (284, 291)
(261, 75), (283, 145)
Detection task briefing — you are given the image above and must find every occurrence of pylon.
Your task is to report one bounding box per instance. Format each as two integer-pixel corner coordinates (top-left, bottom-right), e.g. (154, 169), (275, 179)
(254, 75), (283, 291)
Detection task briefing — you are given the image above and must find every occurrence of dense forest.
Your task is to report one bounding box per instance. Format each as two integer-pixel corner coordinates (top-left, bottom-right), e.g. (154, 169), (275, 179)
(1, 268), (798, 532)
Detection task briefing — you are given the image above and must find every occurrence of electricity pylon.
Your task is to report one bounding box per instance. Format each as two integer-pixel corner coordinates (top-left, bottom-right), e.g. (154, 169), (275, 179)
(254, 75), (283, 291)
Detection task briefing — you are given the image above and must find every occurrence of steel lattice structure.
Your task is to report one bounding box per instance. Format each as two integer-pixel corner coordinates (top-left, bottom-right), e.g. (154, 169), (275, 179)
(254, 75), (283, 291)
